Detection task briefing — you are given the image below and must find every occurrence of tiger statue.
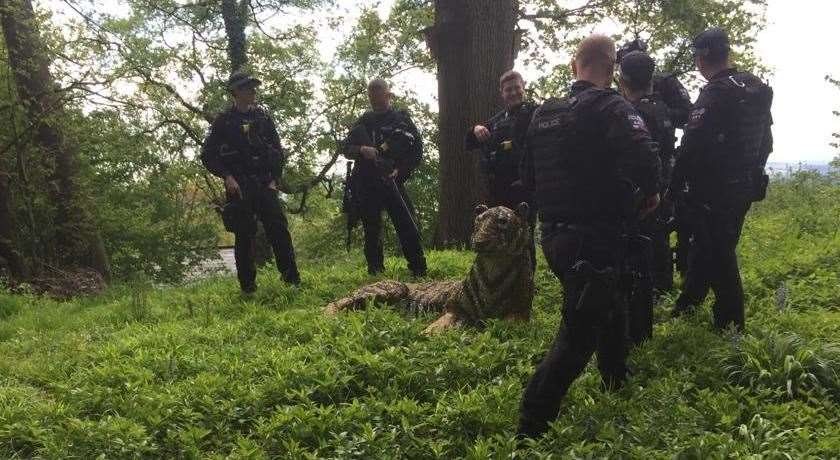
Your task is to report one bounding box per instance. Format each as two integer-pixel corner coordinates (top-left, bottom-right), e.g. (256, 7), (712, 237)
(324, 203), (535, 334)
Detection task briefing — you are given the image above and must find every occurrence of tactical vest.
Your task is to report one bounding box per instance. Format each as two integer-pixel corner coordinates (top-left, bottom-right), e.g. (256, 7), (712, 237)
(634, 96), (676, 189)
(527, 89), (624, 224)
(216, 107), (281, 180)
(354, 110), (417, 176)
(480, 103), (534, 178)
(480, 113), (516, 174)
(720, 73), (774, 171)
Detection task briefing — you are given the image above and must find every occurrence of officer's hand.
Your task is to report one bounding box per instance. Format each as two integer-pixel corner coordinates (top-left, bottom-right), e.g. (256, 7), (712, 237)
(224, 175), (242, 199)
(388, 169), (399, 180)
(473, 125), (491, 142)
(359, 146), (378, 161)
(639, 193), (661, 218)
(267, 180), (278, 191)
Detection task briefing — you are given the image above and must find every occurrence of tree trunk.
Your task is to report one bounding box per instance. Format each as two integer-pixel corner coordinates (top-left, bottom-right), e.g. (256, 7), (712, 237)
(0, 0), (110, 280)
(221, 0), (249, 72)
(432, 0), (518, 247)
(0, 168), (29, 280)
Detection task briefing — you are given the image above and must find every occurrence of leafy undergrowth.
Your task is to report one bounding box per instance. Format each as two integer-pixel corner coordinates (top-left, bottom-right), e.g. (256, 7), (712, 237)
(1, 173), (839, 459)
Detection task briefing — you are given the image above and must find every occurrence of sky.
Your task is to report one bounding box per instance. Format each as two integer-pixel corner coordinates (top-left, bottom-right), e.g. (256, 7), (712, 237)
(754, 0), (840, 164)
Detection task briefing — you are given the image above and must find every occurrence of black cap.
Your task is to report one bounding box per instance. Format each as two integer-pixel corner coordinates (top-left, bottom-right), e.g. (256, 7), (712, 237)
(619, 51), (655, 87)
(227, 71), (262, 91)
(617, 38), (648, 64)
(692, 27), (729, 59)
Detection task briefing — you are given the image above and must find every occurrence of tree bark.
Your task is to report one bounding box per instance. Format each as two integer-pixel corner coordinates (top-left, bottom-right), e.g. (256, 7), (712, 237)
(0, 169), (29, 280)
(221, 0), (249, 72)
(0, 0), (110, 280)
(432, 0), (518, 247)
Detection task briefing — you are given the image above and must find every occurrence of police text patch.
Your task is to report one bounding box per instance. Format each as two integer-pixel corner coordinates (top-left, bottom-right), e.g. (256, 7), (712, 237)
(687, 107), (706, 129)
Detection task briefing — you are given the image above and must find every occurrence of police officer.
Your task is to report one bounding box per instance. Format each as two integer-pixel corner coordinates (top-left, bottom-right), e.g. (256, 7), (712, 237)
(617, 38), (693, 128)
(618, 51), (678, 345)
(670, 28), (774, 331)
(618, 38), (693, 280)
(465, 70), (537, 270)
(344, 79), (427, 277)
(517, 35), (661, 438)
(201, 71), (301, 293)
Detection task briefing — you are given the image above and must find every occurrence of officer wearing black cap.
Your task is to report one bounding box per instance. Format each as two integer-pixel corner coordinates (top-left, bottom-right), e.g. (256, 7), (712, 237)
(201, 71), (301, 293)
(617, 38), (693, 128)
(344, 79), (427, 277)
(618, 38), (693, 282)
(465, 70), (537, 271)
(670, 28), (774, 331)
(618, 50), (678, 345)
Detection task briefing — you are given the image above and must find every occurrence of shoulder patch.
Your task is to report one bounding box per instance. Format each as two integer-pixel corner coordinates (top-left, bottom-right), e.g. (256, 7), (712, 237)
(627, 113), (649, 133)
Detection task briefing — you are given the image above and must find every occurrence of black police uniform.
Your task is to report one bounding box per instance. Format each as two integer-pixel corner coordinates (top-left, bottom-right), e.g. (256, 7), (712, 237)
(201, 106), (300, 291)
(626, 92), (677, 345)
(517, 81), (661, 438)
(671, 67), (773, 331)
(464, 102), (538, 271)
(653, 73), (693, 128)
(344, 108), (427, 276)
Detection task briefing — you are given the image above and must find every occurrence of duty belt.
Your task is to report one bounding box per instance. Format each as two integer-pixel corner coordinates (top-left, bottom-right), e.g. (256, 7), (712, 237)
(540, 221), (620, 238)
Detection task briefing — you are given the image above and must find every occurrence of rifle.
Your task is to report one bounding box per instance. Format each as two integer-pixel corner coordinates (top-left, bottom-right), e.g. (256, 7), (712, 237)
(342, 161), (359, 251)
(347, 124), (421, 238)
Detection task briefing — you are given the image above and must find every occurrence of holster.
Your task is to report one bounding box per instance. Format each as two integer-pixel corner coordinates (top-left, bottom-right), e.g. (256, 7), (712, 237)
(220, 197), (256, 235)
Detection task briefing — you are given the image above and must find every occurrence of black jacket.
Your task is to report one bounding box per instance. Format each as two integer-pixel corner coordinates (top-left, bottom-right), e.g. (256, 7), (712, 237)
(672, 68), (773, 203)
(653, 73), (692, 128)
(344, 108), (423, 184)
(632, 93), (676, 192)
(464, 102), (537, 189)
(522, 81), (661, 225)
(201, 106), (285, 183)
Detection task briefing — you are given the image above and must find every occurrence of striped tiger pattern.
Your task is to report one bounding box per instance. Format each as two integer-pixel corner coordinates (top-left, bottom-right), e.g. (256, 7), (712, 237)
(324, 205), (534, 332)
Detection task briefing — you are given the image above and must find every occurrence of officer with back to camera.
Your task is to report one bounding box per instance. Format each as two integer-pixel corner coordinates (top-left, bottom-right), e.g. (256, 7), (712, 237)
(670, 28), (774, 331)
(516, 34), (661, 439)
(617, 50), (678, 345)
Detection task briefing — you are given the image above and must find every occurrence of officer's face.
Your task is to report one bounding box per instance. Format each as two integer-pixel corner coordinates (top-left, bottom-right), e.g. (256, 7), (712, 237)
(233, 84), (257, 106)
(500, 78), (525, 109)
(368, 87), (392, 112)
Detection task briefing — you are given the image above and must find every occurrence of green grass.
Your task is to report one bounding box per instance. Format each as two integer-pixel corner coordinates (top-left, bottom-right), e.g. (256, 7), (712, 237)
(1, 173), (839, 459)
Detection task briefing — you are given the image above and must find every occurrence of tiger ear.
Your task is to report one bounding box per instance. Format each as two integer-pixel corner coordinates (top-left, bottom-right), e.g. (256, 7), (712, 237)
(516, 202), (530, 219)
(474, 204), (489, 216)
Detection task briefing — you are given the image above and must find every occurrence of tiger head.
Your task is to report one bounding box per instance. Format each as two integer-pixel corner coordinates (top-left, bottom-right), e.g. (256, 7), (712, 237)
(470, 203), (531, 256)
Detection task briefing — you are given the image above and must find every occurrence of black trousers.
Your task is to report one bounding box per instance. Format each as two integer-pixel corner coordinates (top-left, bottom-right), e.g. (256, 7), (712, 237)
(676, 199), (750, 330)
(359, 180), (426, 274)
(230, 182), (300, 290)
(627, 231), (654, 347)
(518, 228), (629, 438)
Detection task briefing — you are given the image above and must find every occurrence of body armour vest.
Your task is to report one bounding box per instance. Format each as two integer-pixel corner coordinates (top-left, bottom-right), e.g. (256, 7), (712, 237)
(527, 88), (625, 224)
(634, 96), (676, 190)
(480, 103), (536, 182)
(719, 72), (774, 171)
(215, 107), (282, 181)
